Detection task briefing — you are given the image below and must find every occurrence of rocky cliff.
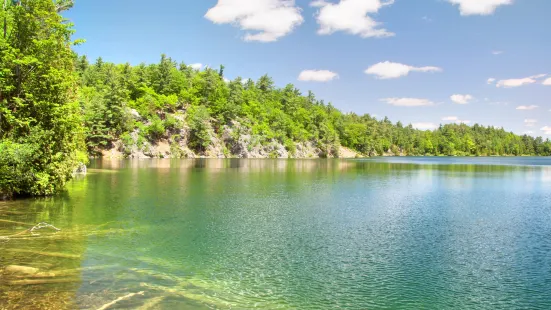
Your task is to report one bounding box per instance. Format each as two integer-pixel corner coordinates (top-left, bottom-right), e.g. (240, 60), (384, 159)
(100, 114), (360, 159)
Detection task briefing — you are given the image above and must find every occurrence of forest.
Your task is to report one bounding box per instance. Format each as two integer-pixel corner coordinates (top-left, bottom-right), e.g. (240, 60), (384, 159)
(76, 54), (551, 159)
(1, 0), (551, 197)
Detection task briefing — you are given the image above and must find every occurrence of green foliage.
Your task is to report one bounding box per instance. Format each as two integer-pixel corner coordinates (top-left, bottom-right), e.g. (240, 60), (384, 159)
(284, 139), (296, 157)
(136, 133), (146, 148)
(170, 141), (185, 158)
(80, 86), (111, 154)
(268, 150), (279, 159)
(187, 105), (212, 152)
(77, 52), (550, 159)
(0, 141), (37, 197)
(145, 115), (165, 141)
(0, 0), (85, 198)
(119, 131), (134, 155)
(164, 114), (182, 132)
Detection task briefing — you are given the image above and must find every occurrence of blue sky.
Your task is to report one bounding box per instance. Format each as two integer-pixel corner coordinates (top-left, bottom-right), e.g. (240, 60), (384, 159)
(65, 0), (551, 136)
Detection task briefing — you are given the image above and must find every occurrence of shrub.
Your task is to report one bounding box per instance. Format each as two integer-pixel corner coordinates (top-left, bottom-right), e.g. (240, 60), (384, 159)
(170, 142), (185, 158)
(146, 115), (166, 140)
(187, 106), (212, 152)
(284, 139), (296, 157)
(164, 114), (183, 132)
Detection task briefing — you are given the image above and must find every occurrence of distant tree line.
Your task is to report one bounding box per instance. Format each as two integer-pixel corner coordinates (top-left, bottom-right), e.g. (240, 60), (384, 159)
(76, 54), (551, 158)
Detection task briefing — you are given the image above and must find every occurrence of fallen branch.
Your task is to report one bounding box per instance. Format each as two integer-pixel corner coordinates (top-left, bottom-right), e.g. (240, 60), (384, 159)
(5, 248), (80, 259)
(129, 268), (180, 284)
(7, 278), (81, 286)
(0, 222), (61, 241)
(96, 291), (145, 310)
(0, 210), (37, 215)
(1, 228), (31, 242)
(11, 272), (57, 279)
(53, 264), (118, 276)
(140, 283), (182, 294)
(0, 219), (34, 226)
(139, 282), (233, 308)
(136, 296), (167, 310)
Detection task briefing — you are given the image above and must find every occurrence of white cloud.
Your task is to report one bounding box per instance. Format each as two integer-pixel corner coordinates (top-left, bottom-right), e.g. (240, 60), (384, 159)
(487, 78), (496, 84)
(311, 0), (395, 38)
(310, 0), (328, 7)
(381, 97), (435, 107)
(523, 131), (534, 135)
(496, 74), (547, 88)
(442, 116), (459, 121)
(524, 119), (538, 127)
(492, 51), (504, 55)
(412, 122), (438, 130)
(448, 0), (513, 16)
(543, 78), (551, 85)
(298, 70), (339, 82)
(365, 61), (442, 79)
(422, 16), (433, 22)
(223, 77), (231, 83)
(442, 116), (470, 124)
(516, 105), (539, 110)
(541, 126), (551, 135)
(205, 0), (304, 42)
(190, 63), (203, 70)
(450, 94), (474, 104)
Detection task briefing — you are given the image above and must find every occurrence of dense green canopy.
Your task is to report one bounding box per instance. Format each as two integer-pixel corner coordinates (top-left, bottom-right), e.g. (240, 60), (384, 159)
(0, 0), (85, 198)
(76, 54), (551, 159)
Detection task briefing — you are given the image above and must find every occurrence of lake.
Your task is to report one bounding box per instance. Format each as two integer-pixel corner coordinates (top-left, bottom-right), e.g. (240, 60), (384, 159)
(1, 158), (551, 309)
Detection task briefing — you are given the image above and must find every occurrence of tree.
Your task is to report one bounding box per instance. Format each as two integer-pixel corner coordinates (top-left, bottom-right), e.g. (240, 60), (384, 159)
(80, 86), (111, 154)
(187, 105), (212, 152)
(71, 55), (551, 160)
(0, 0), (85, 198)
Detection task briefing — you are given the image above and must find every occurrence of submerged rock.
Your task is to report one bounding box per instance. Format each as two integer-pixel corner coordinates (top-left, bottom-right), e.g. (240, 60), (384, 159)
(4, 265), (39, 275)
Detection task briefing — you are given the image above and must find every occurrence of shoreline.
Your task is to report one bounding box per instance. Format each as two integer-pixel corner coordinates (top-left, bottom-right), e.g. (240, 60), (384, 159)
(91, 154), (549, 160)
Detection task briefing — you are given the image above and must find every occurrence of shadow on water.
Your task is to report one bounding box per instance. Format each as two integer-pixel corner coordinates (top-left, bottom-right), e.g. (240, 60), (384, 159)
(1, 158), (550, 309)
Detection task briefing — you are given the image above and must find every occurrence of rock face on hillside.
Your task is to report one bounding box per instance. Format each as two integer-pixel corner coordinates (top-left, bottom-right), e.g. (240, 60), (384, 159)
(99, 119), (360, 159)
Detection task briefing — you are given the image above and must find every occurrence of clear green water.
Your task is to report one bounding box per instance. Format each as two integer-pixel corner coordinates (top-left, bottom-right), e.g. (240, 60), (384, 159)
(1, 158), (551, 309)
